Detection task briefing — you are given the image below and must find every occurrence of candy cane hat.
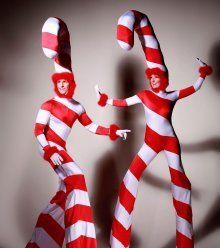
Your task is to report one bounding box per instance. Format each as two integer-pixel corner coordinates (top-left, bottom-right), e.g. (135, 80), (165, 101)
(42, 17), (76, 97)
(117, 10), (169, 89)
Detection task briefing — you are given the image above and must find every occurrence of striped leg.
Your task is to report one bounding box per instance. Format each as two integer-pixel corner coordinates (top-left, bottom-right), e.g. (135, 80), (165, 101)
(55, 150), (97, 248)
(164, 138), (194, 248)
(110, 143), (158, 248)
(26, 180), (66, 248)
(26, 150), (97, 248)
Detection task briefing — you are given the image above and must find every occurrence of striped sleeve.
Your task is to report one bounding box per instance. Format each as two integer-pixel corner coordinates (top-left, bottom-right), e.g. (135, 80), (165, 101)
(175, 77), (205, 100)
(78, 105), (109, 136)
(107, 95), (141, 107)
(34, 100), (52, 148)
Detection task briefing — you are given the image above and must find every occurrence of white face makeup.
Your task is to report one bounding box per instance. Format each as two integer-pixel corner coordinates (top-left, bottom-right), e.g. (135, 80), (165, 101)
(150, 74), (161, 89)
(57, 79), (69, 95)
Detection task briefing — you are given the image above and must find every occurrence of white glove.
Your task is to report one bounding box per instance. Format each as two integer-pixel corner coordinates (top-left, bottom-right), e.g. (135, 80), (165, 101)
(116, 129), (131, 140)
(50, 153), (64, 166)
(196, 58), (207, 67)
(95, 84), (102, 101)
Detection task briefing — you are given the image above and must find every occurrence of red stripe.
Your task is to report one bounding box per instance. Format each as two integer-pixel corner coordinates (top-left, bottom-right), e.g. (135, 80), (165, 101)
(136, 25), (154, 36)
(64, 174), (87, 192)
(41, 100), (53, 111)
(117, 25), (133, 47)
(66, 236), (97, 248)
(36, 213), (65, 246)
(42, 32), (58, 51)
(51, 100), (79, 127)
(144, 126), (163, 153)
(137, 90), (173, 119)
(78, 112), (92, 126)
(65, 205), (93, 227)
(113, 99), (128, 107)
(169, 167), (191, 190)
(34, 123), (45, 136)
(164, 136), (180, 154)
(143, 47), (164, 64)
(96, 126), (109, 135)
(179, 86), (195, 99)
(25, 242), (40, 248)
(173, 198), (192, 224)
(129, 155), (147, 180)
(44, 126), (66, 148)
(176, 230), (194, 248)
(50, 190), (67, 210)
(58, 150), (73, 163)
(111, 217), (131, 247)
(118, 182), (135, 214)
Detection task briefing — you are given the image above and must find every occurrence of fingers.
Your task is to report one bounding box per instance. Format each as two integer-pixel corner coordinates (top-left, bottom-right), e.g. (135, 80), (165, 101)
(196, 58), (206, 66)
(122, 133), (127, 140)
(95, 84), (101, 99)
(51, 153), (63, 166)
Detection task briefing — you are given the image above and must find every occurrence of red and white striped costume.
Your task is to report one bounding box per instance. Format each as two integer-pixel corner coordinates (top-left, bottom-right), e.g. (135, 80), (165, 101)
(100, 10), (212, 248)
(26, 95), (115, 248)
(26, 17), (125, 248)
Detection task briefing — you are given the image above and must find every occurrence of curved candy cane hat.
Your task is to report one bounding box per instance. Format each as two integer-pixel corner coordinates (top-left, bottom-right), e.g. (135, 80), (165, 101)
(117, 10), (169, 88)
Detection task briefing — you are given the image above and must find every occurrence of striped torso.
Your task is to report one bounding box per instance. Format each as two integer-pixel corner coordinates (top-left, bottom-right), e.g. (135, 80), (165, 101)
(137, 90), (177, 137)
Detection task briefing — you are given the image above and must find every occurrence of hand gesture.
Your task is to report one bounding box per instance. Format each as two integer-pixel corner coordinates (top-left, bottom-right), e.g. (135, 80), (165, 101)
(116, 129), (131, 140)
(50, 153), (63, 166)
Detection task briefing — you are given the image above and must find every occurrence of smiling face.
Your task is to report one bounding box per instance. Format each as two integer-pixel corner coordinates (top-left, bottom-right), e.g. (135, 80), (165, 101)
(56, 79), (70, 95)
(150, 74), (161, 90)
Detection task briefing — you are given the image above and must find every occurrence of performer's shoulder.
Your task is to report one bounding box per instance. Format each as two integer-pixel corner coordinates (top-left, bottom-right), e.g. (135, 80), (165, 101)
(69, 99), (85, 115)
(136, 89), (150, 98)
(40, 98), (54, 111)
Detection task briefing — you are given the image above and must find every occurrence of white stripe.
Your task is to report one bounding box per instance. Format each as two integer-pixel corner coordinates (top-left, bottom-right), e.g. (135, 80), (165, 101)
(42, 17), (59, 35)
(164, 150), (183, 172)
(66, 220), (96, 243)
(36, 109), (50, 125)
(42, 203), (65, 228)
(193, 77), (204, 91)
(37, 134), (49, 148)
(33, 227), (60, 248)
(141, 35), (159, 49)
(53, 96), (84, 116)
(125, 95), (141, 106)
(49, 114), (71, 141)
(85, 123), (98, 133)
(144, 105), (175, 136)
(123, 170), (139, 197)
(172, 184), (191, 205)
(118, 10), (135, 31)
(176, 215), (193, 239)
(54, 60), (71, 73)
(42, 48), (57, 59)
(146, 61), (166, 71)
(66, 189), (90, 209)
(117, 40), (132, 51)
(110, 234), (125, 248)
(115, 202), (132, 230)
(138, 143), (157, 165)
(60, 162), (84, 176)
(48, 141), (65, 151)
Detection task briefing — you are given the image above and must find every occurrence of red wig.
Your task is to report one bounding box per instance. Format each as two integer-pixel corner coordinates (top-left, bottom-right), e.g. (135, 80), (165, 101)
(145, 67), (169, 92)
(51, 72), (76, 99)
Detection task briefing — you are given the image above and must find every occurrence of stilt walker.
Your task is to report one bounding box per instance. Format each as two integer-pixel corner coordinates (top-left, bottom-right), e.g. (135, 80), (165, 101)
(95, 10), (213, 248)
(26, 17), (130, 248)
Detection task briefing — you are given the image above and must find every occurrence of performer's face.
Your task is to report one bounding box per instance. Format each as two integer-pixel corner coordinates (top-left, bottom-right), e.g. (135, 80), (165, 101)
(57, 79), (70, 95)
(150, 74), (161, 90)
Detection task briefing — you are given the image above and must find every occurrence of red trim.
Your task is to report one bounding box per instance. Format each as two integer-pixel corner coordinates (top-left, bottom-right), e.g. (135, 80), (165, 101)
(199, 65), (213, 78)
(98, 93), (108, 107)
(43, 146), (59, 161)
(109, 124), (120, 141)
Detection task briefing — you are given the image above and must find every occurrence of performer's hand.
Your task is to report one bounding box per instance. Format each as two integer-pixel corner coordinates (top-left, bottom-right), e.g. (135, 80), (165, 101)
(196, 58), (213, 78)
(50, 153), (64, 166)
(95, 84), (108, 106)
(116, 129), (131, 140)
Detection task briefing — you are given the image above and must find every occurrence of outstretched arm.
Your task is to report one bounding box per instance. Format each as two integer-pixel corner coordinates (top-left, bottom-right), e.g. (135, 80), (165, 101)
(34, 101), (63, 166)
(78, 107), (130, 140)
(171, 59), (212, 101)
(95, 85), (141, 107)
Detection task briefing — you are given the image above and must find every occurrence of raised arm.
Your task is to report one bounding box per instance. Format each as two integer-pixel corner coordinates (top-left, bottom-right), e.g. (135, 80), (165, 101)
(171, 59), (212, 101)
(95, 85), (141, 107)
(78, 106), (130, 140)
